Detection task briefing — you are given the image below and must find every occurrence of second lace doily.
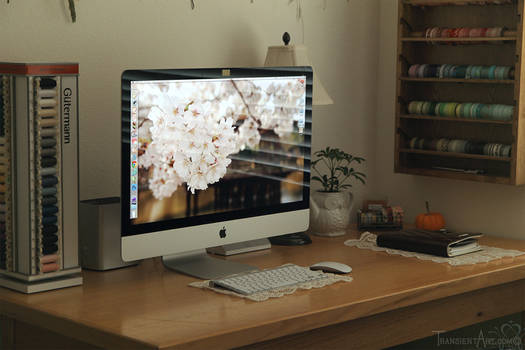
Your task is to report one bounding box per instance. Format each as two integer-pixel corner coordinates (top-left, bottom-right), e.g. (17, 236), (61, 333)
(344, 232), (525, 266)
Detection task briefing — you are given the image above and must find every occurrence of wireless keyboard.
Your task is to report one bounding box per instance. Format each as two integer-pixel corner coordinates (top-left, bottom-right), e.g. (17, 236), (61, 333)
(211, 264), (328, 295)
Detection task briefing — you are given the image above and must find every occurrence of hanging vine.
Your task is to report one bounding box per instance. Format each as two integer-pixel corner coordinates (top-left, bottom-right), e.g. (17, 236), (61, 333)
(68, 0), (76, 23)
(5, 0), (76, 22)
(189, 0), (350, 18)
(4, 0), (348, 24)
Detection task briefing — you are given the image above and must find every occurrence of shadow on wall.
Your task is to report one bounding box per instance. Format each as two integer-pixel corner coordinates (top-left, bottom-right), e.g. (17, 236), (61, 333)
(226, 21), (263, 67)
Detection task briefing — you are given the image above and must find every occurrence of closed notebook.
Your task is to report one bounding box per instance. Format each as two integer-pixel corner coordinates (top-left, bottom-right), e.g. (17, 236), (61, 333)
(376, 229), (483, 257)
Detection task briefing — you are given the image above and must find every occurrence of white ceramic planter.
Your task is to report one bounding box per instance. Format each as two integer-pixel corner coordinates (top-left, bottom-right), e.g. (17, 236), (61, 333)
(309, 191), (354, 237)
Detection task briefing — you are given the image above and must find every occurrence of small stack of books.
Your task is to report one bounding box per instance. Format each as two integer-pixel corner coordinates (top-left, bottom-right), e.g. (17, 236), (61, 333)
(377, 229), (483, 257)
(358, 200), (404, 230)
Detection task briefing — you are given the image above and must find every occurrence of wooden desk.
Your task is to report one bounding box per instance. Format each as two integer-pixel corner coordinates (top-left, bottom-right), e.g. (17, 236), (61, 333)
(1, 232), (525, 350)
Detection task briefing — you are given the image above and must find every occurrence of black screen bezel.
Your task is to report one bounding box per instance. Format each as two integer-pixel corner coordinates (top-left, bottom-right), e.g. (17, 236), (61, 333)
(121, 67), (313, 237)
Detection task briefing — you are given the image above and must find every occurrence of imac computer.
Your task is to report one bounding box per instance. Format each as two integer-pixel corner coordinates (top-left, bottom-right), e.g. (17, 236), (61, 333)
(121, 67), (313, 279)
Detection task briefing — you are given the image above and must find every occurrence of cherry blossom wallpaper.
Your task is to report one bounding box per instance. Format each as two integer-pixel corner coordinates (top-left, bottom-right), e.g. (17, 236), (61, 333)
(133, 77), (308, 223)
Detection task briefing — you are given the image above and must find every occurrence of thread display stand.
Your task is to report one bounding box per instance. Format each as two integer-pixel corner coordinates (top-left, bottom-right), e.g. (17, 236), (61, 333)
(0, 62), (82, 293)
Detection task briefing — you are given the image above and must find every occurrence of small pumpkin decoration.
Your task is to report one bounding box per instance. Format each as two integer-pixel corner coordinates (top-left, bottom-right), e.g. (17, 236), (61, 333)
(415, 201), (445, 231)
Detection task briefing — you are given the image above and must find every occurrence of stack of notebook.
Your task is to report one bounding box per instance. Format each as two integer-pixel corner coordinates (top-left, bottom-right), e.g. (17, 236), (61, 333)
(377, 229), (483, 257)
(0, 62), (82, 293)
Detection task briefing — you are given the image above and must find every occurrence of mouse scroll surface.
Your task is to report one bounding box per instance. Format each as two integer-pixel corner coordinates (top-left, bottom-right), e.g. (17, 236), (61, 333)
(310, 261), (352, 274)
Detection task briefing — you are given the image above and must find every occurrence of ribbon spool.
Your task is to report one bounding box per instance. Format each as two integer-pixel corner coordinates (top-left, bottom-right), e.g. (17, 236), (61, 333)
(425, 26), (506, 39)
(423, 26), (507, 46)
(408, 100), (514, 121)
(408, 136), (511, 157)
(408, 64), (514, 80)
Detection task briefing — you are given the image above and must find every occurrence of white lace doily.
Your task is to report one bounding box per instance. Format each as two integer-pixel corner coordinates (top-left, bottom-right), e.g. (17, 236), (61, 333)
(189, 264), (353, 302)
(344, 232), (525, 266)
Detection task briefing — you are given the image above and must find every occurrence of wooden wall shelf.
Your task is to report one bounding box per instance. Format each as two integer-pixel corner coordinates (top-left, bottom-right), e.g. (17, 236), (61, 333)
(395, 0), (525, 184)
(401, 36), (516, 42)
(404, 0), (513, 6)
(400, 77), (514, 84)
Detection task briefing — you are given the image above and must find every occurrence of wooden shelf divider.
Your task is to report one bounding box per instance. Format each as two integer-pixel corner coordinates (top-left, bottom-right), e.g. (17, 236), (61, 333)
(400, 77), (514, 84)
(400, 148), (512, 161)
(400, 114), (513, 124)
(397, 167), (512, 184)
(401, 36), (516, 42)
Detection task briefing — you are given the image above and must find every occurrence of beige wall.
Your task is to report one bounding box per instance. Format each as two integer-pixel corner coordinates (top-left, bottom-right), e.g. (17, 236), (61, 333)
(4, 0), (515, 238)
(0, 0), (379, 213)
(376, 0), (525, 239)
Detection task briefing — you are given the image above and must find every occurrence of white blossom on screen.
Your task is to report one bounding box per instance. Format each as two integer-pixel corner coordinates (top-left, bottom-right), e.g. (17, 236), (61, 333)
(137, 78), (306, 198)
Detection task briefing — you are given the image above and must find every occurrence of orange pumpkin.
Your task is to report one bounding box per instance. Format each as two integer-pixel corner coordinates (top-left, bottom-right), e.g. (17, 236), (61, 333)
(415, 201), (445, 231)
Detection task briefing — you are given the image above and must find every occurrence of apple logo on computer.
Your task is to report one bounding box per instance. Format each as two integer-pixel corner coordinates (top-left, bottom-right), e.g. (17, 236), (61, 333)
(219, 227), (227, 239)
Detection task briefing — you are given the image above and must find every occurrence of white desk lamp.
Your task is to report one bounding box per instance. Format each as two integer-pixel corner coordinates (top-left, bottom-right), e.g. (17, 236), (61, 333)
(264, 33), (333, 245)
(264, 32), (333, 106)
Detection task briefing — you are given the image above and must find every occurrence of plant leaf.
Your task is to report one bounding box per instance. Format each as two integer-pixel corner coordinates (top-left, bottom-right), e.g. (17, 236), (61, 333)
(336, 166), (349, 176)
(312, 147), (366, 189)
(354, 176), (366, 185)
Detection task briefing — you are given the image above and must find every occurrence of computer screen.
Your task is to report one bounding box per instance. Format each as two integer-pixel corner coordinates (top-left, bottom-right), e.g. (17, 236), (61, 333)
(121, 67), (312, 278)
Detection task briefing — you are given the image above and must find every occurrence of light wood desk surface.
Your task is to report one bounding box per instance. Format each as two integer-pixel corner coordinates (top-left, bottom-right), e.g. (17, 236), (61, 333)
(1, 231), (525, 349)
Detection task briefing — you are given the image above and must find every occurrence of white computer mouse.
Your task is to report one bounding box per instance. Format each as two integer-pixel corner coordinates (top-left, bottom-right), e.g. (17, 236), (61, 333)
(310, 261), (352, 274)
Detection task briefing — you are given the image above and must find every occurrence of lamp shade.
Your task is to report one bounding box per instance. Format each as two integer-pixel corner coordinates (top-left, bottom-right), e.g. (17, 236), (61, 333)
(264, 44), (333, 105)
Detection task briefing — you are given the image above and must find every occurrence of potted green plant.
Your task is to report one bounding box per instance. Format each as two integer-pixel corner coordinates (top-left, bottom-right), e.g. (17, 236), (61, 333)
(309, 147), (366, 237)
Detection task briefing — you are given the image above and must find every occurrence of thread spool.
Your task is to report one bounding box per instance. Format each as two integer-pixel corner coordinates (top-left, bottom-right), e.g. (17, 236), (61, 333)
(408, 64), (513, 80)
(407, 100), (514, 121)
(410, 136), (511, 157)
